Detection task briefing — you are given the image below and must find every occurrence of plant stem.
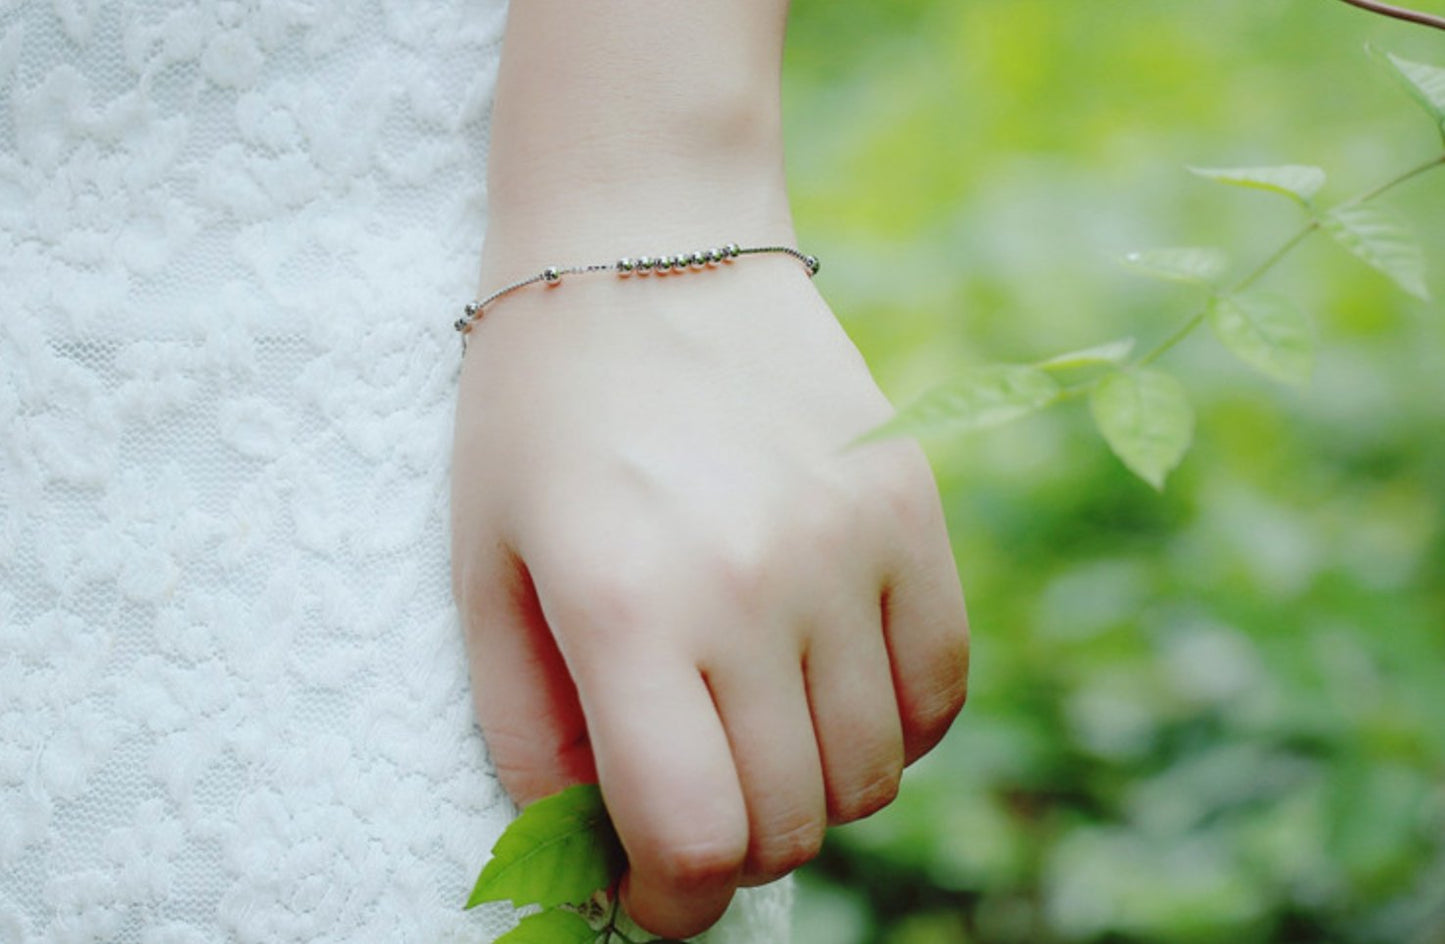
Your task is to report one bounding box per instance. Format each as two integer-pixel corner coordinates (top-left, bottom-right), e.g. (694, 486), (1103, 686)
(597, 896), (658, 944)
(1131, 151), (1444, 369)
(1133, 308), (1209, 369)
(1331, 0), (1445, 32)
(602, 896), (622, 943)
(1345, 152), (1445, 206)
(1134, 224), (1315, 368)
(1230, 224), (1318, 294)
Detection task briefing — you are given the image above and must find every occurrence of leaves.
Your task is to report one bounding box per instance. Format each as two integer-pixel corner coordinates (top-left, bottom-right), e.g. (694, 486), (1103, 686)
(467, 784), (625, 911)
(1090, 369), (1195, 490)
(495, 909), (599, 944)
(1321, 203), (1430, 300)
(1187, 164), (1326, 205)
(1036, 338), (1137, 372)
(1381, 50), (1445, 136)
(1208, 292), (1314, 385)
(1121, 247), (1228, 285)
(864, 366), (1060, 442)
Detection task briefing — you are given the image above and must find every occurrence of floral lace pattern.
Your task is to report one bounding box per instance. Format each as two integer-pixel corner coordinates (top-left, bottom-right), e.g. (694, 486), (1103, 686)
(0, 3), (790, 941)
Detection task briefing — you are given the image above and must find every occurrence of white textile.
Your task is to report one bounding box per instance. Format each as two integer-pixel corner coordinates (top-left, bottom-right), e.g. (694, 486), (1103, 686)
(0, 2), (790, 940)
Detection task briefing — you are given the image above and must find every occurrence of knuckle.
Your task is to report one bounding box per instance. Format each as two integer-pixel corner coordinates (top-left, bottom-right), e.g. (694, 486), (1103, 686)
(781, 467), (866, 569)
(746, 814), (825, 880)
(637, 830), (747, 893)
(930, 654), (971, 720)
(904, 646), (970, 752)
(491, 756), (553, 808)
(709, 537), (774, 612)
(830, 768), (901, 825)
(484, 724), (594, 807)
(546, 547), (660, 637)
(799, 478), (858, 552)
(878, 448), (940, 523)
(939, 631), (972, 710)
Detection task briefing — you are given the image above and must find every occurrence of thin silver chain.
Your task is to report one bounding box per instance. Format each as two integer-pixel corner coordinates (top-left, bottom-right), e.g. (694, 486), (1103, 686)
(454, 243), (819, 347)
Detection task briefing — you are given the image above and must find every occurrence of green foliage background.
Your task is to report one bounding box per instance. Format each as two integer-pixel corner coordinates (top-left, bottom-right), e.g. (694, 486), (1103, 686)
(782, 2), (1445, 942)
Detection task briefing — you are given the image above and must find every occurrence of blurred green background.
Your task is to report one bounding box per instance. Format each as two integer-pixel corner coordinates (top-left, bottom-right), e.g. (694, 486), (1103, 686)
(781, 2), (1445, 942)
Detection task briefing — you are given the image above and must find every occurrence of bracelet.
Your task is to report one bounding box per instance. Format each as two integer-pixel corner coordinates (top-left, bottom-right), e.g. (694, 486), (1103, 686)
(454, 243), (820, 343)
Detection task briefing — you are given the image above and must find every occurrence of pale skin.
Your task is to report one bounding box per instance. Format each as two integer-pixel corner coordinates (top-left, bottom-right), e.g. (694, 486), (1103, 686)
(449, 1), (970, 939)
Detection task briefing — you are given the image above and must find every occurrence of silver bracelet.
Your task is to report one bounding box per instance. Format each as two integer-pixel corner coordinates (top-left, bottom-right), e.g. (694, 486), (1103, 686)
(454, 243), (819, 344)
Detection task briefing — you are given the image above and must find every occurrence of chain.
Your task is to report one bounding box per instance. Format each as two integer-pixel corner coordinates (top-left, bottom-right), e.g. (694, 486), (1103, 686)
(454, 243), (819, 347)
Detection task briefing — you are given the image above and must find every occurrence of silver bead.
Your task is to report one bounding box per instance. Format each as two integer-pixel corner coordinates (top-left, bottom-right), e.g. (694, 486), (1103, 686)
(803, 255), (820, 276)
(464, 301), (481, 317)
(725, 243), (741, 259)
(655, 255), (674, 272)
(705, 248), (723, 265)
(636, 255), (654, 272)
(690, 251), (707, 269)
(616, 257), (635, 275)
(454, 318), (469, 333)
(542, 266), (562, 284)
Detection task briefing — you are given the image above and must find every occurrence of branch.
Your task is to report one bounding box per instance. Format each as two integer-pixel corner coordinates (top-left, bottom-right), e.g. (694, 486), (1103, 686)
(1332, 0), (1445, 32)
(1134, 152), (1445, 369)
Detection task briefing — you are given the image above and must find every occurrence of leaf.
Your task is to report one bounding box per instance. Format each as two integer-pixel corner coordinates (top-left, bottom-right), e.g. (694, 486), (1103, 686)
(494, 909), (599, 944)
(1187, 164), (1326, 205)
(1208, 292), (1315, 385)
(1381, 50), (1445, 134)
(467, 784), (625, 910)
(1320, 203), (1430, 300)
(862, 365), (1060, 441)
(1089, 369), (1195, 491)
(1036, 338), (1137, 372)
(1121, 247), (1228, 285)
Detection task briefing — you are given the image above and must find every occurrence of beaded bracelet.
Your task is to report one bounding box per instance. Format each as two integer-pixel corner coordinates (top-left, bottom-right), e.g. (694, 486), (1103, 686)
(454, 243), (819, 345)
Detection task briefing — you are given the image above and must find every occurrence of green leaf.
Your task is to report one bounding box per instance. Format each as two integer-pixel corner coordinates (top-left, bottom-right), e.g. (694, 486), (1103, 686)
(1187, 164), (1326, 205)
(1121, 247), (1228, 285)
(1036, 338), (1136, 372)
(1208, 292), (1314, 385)
(467, 784), (625, 910)
(1320, 203), (1430, 300)
(1089, 369), (1195, 491)
(1382, 50), (1445, 134)
(863, 365), (1059, 441)
(494, 909), (599, 944)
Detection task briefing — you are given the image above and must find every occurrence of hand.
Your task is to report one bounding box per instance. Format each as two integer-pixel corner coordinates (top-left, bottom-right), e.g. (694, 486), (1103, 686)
(450, 258), (969, 939)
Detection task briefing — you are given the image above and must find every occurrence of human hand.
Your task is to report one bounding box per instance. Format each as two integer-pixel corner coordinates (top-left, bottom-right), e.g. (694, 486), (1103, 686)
(449, 257), (970, 939)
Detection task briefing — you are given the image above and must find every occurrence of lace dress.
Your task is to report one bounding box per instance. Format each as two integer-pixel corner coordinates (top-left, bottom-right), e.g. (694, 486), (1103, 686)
(0, 3), (790, 941)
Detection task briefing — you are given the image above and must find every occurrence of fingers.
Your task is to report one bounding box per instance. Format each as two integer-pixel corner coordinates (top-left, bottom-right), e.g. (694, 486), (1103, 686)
(457, 544), (596, 805)
(804, 603), (905, 825)
(571, 645), (749, 940)
(462, 440), (966, 939)
(875, 451), (971, 764)
(703, 651), (827, 887)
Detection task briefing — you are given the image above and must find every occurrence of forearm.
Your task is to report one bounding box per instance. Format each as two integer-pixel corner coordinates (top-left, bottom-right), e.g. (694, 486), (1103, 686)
(481, 0), (796, 283)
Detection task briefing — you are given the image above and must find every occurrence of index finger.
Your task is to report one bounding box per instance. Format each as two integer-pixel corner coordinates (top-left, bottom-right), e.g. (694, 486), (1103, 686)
(553, 613), (749, 940)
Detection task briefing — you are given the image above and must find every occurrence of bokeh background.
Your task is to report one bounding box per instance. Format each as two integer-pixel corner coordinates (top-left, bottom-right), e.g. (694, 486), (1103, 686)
(781, 2), (1445, 942)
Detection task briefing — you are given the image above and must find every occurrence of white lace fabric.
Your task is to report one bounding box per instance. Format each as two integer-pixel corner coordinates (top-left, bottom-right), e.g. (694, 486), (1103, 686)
(0, 3), (790, 941)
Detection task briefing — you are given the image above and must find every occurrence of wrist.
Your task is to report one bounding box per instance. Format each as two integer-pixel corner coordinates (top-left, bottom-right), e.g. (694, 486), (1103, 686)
(479, 188), (796, 292)
(478, 0), (794, 285)
(482, 101), (794, 285)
